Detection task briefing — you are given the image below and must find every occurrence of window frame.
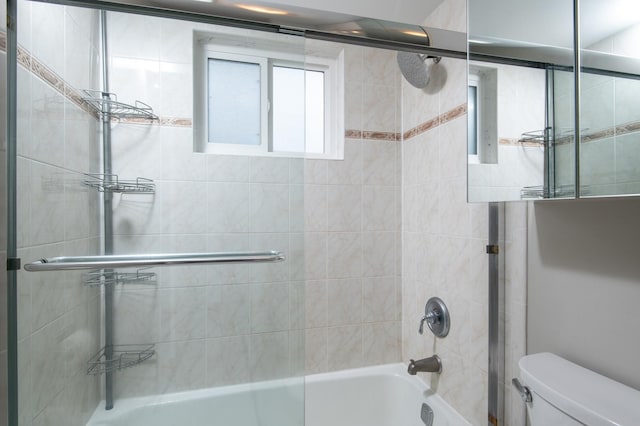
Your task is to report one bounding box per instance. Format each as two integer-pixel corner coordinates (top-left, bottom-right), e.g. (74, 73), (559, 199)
(194, 39), (344, 160)
(204, 51), (270, 156)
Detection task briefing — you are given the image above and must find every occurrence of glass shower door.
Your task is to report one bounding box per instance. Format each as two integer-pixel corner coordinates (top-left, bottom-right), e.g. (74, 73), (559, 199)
(12, 2), (306, 425)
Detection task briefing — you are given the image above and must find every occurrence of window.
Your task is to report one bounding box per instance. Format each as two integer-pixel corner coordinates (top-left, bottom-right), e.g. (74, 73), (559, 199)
(468, 76), (480, 163)
(468, 64), (498, 164)
(194, 35), (344, 159)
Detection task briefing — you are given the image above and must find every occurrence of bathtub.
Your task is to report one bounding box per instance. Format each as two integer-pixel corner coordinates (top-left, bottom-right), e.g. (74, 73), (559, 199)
(87, 363), (471, 426)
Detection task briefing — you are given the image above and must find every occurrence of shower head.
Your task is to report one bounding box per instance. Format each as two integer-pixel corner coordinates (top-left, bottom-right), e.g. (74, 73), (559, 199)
(397, 52), (441, 89)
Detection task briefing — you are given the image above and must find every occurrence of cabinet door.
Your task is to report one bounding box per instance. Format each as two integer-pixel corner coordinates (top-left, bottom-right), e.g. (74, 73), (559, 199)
(578, 2), (640, 197)
(467, 0), (576, 202)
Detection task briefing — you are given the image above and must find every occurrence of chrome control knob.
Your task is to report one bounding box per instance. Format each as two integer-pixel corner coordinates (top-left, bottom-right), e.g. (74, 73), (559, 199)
(418, 297), (450, 338)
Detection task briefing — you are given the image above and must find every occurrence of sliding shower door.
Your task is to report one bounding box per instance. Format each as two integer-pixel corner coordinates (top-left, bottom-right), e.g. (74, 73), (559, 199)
(12, 2), (307, 425)
(12, 2), (103, 425)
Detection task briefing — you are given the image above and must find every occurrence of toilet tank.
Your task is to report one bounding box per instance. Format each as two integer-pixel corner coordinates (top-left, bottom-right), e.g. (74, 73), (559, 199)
(519, 353), (640, 426)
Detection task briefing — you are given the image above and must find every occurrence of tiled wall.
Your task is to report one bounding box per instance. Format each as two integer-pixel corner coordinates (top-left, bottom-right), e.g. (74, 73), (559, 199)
(403, 0), (528, 425)
(13, 1), (102, 425)
(103, 12), (402, 398)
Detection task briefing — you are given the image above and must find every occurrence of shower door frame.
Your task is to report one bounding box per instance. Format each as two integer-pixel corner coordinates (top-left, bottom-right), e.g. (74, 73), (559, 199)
(6, 0), (20, 424)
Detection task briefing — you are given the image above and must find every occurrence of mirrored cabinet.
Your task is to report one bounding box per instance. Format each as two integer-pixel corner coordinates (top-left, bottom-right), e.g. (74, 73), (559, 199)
(467, 0), (640, 202)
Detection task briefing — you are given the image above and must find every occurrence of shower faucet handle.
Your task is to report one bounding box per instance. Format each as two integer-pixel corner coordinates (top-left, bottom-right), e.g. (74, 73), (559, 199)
(418, 312), (438, 335)
(418, 297), (450, 338)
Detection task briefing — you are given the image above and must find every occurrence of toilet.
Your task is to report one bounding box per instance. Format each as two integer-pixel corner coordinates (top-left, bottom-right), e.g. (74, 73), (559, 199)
(518, 352), (640, 426)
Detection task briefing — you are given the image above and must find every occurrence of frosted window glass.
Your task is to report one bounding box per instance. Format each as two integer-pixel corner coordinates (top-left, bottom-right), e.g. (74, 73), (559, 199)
(272, 66), (324, 153)
(208, 58), (261, 145)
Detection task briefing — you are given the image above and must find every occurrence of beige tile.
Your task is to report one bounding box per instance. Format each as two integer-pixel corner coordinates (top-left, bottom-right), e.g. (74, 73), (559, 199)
(251, 282), (290, 333)
(304, 184), (327, 232)
(327, 278), (362, 326)
(327, 233), (362, 279)
(327, 185), (361, 232)
(206, 155), (250, 182)
(249, 183), (289, 233)
(305, 280), (328, 328)
(362, 185), (397, 231)
(304, 232), (327, 280)
(162, 181), (207, 234)
(205, 233), (250, 285)
(157, 340), (206, 393)
(249, 332), (290, 381)
(305, 328), (328, 374)
(363, 277), (396, 323)
(327, 325), (363, 371)
(327, 139), (362, 185)
(250, 157), (290, 183)
(362, 232), (396, 277)
(31, 317), (65, 415)
(363, 140), (397, 185)
(159, 287), (206, 341)
(206, 182), (250, 233)
(248, 233), (289, 283)
(206, 285), (251, 338)
(206, 336), (251, 387)
(362, 322), (401, 365)
(113, 288), (160, 345)
(363, 84), (397, 133)
(363, 47), (397, 87)
(161, 127), (206, 181)
(304, 159), (328, 184)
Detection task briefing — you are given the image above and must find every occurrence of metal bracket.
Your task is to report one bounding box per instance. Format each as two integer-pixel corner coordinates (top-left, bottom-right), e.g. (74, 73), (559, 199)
(486, 244), (499, 255)
(7, 257), (21, 271)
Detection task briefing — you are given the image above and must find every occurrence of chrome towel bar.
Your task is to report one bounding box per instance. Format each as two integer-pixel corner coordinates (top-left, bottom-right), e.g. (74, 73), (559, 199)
(24, 251), (285, 272)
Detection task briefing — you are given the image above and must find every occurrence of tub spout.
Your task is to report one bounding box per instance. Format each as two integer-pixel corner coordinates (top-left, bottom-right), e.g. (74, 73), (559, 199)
(408, 355), (442, 375)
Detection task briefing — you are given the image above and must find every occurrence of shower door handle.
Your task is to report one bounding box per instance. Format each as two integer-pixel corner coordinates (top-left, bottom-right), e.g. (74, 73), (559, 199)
(23, 251), (285, 271)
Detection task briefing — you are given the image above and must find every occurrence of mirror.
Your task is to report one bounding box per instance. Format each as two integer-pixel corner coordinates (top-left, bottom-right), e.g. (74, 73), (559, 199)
(578, 1), (640, 197)
(467, 0), (640, 201)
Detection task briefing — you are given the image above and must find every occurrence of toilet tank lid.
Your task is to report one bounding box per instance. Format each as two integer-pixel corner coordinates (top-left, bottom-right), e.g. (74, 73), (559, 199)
(519, 353), (640, 426)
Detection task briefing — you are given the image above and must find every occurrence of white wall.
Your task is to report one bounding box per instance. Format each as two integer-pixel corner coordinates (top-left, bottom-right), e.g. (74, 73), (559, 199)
(527, 198), (640, 390)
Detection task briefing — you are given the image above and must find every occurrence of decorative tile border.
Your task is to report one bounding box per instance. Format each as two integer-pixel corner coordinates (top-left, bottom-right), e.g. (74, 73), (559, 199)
(402, 103), (467, 141)
(349, 104), (468, 143)
(554, 121), (640, 146)
(345, 130), (401, 142)
(499, 138), (543, 148)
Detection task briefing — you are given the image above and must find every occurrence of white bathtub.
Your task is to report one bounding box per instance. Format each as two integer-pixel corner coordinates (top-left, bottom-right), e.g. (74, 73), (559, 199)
(87, 363), (471, 426)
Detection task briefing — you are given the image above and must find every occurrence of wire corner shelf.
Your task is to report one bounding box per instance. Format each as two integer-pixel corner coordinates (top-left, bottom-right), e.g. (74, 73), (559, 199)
(83, 174), (156, 194)
(87, 344), (156, 375)
(518, 127), (550, 144)
(84, 269), (157, 287)
(82, 90), (159, 121)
